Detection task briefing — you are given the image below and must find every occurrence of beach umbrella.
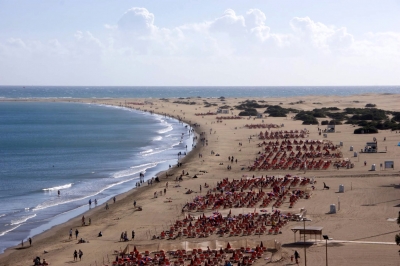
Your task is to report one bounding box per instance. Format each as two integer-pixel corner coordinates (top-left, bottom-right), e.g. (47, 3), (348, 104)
(227, 242), (231, 249)
(260, 241), (264, 248)
(134, 246), (137, 252)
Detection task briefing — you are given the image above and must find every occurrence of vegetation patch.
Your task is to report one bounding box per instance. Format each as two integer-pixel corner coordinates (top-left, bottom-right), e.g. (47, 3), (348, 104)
(173, 100), (197, 105)
(264, 105), (298, 117)
(294, 111), (319, 124)
(289, 100), (305, 105)
(235, 100), (269, 110)
(238, 108), (258, 116)
(354, 127), (379, 134)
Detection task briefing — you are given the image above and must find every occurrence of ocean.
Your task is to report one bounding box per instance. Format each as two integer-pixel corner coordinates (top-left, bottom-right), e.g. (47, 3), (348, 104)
(0, 100), (193, 253)
(0, 86), (399, 99)
(0, 86), (399, 253)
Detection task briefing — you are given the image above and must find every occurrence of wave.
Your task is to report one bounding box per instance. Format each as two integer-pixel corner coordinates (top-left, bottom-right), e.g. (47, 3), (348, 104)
(0, 225), (21, 237)
(130, 162), (158, 170)
(171, 142), (181, 148)
(157, 125), (173, 134)
(33, 175), (144, 211)
(112, 169), (143, 179)
(113, 162), (158, 178)
(140, 149), (153, 155)
(153, 136), (162, 141)
(10, 213), (37, 225)
(43, 183), (72, 191)
(141, 148), (168, 156)
(0, 214), (5, 218)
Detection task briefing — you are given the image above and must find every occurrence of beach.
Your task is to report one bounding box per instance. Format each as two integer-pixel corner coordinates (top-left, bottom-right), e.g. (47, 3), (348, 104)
(0, 93), (399, 266)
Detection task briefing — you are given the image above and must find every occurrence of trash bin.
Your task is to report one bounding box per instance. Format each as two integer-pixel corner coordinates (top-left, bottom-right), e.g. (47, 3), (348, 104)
(340, 141), (343, 146)
(354, 152), (358, 157)
(339, 184), (344, 193)
(330, 204), (336, 214)
(371, 164), (376, 171)
(350, 146), (353, 151)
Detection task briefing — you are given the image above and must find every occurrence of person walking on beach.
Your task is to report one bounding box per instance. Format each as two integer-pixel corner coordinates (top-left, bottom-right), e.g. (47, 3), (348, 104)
(78, 249), (83, 261)
(29, 237), (32, 246)
(82, 215), (85, 226)
(294, 250), (300, 265)
(132, 230), (135, 240)
(113, 196), (116, 203)
(134, 200), (136, 207)
(58, 190), (60, 196)
(75, 229), (79, 239)
(94, 199), (97, 205)
(73, 250), (78, 261)
(69, 228), (72, 240)
(105, 202), (109, 210)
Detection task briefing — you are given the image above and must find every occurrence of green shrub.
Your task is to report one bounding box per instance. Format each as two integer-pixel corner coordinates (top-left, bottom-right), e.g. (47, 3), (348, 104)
(301, 116), (319, 125)
(354, 127), (379, 134)
(264, 106), (288, 117)
(239, 108), (258, 116)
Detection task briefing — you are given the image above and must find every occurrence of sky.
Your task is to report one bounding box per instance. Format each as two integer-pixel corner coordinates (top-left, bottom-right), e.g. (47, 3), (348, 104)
(0, 0), (399, 86)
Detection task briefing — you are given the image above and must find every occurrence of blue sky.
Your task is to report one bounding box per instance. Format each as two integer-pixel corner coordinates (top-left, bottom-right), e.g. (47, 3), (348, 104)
(1, 0), (399, 86)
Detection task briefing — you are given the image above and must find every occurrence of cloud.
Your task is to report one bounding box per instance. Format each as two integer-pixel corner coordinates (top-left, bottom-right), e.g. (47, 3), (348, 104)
(1, 7), (400, 85)
(290, 16), (354, 52)
(209, 9), (246, 36)
(117, 7), (156, 35)
(245, 9), (270, 42)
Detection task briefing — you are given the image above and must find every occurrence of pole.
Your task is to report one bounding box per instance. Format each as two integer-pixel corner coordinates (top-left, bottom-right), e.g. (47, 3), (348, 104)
(303, 219), (307, 266)
(326, 239), (328, 266)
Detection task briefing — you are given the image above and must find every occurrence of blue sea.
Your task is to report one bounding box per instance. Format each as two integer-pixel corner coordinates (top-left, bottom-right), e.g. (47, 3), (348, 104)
(0, 100), (193, 253)
(0, 86), (399, 253)
(0, 86), (399, 99)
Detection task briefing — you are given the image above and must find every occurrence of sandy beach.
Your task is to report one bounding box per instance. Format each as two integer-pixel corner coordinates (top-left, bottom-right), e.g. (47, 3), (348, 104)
(0, 93), (399, 266)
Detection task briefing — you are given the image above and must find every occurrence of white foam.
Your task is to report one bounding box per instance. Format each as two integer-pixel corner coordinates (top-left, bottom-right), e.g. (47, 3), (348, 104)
(153, 136), (162, 141)
(113, 162), (158, 178)
(130, 162), (157, 169)
(0, 225), (21, 237)
(10, 213), (36, 225)
(141, 148), (171, 156)
(43, 183), (72, 191)
(33, 176), (142, 211)
(157, 125), (173, 134)
(112, 168), (142, 179)
(140, 149), (153, 155)
(0, 214), (5, 218)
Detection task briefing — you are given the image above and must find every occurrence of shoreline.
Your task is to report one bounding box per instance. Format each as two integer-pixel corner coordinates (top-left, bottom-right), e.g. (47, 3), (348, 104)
(0, 101), (199, 257)
(0, 94), (399, 265)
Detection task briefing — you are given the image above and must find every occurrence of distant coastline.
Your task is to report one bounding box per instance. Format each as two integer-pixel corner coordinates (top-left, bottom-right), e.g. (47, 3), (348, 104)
(0, 86), (399, 99)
